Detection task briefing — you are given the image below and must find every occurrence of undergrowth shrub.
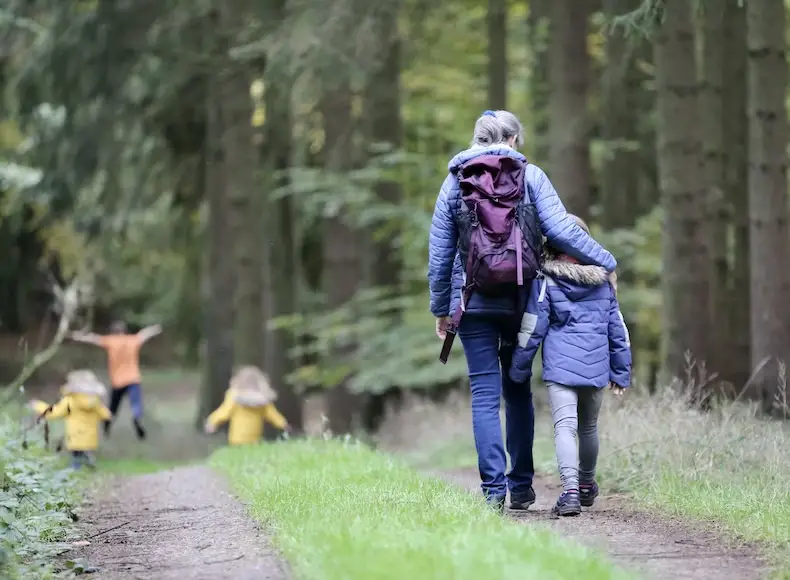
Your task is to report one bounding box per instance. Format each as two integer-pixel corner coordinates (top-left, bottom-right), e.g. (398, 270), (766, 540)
(0, 407), (81, 579)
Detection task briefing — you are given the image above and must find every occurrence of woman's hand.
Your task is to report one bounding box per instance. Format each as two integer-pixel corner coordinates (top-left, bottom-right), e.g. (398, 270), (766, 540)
(204, 421), (217, 434)
(608, 383), (626, 397)
(436, 317), (450, 340)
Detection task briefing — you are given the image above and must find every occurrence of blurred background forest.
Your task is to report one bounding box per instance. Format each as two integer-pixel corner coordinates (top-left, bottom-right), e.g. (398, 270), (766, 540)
(1, 0), (788, 436)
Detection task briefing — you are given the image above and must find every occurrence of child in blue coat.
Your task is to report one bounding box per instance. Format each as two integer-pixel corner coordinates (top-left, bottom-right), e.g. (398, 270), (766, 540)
(509, 215), (632, 516)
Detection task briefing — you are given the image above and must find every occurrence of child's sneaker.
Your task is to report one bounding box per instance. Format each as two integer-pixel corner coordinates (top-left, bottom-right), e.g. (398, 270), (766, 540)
(579, 481), (599, 507)
(133, 418), (147, 440)
(551, 490), (581, 517)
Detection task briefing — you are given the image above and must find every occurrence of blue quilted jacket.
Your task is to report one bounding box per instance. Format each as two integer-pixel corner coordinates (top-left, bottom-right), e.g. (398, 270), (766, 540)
(509, 259), (632, 388)
(427, 145), (617, 317)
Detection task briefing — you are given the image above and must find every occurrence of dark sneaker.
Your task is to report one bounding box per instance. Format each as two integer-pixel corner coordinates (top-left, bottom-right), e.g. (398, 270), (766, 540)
(485, 494), (506, 514)
(579, 481), (599, 507)
(133, 419), (147, 440)
(551, 490), (581, 517)
(509, 487), (536, 510)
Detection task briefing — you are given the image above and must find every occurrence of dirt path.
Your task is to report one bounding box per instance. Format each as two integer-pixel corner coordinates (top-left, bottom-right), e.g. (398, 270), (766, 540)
(70, 466), (288, 580)
(438, 468), (767, 580)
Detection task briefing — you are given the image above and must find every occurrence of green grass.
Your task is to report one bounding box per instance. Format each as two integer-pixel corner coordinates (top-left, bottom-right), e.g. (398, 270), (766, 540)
(211, 439), (630, 580)
(574, 389), (790, 576)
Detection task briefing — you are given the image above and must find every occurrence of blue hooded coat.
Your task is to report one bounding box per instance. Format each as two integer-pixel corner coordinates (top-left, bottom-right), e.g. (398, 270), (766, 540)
(427, 145), (617, 318)
(509, 258), (632, 388)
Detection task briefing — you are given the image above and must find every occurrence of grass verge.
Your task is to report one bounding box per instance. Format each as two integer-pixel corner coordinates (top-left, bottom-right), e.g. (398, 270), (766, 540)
(573, 389), (790, 577)
(211, 438), (629, 580)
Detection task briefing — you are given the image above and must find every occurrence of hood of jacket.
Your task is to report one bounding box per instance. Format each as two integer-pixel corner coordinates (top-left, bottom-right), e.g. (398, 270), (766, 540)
(543, 258), (611, 301)
(230, 387), (276, 408)
(448, 144), (526, 173)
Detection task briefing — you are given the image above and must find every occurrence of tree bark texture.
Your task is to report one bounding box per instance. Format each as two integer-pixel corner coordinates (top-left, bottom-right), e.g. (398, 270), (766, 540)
(487, 0), (507, 110)
(723, 0), (750, 393)
(746, 0), (790, 408)
(654, 0), (712, 387)
(548, 0), (591, 220)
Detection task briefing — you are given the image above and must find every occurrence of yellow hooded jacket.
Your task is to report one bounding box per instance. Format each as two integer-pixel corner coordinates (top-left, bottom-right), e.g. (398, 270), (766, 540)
(206, 389), (287, 446)
(31, 371), (112, 452)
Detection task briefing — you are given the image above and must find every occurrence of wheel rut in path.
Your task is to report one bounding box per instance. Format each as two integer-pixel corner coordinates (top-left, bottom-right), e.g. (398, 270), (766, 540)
(438, 468), (767, 580)
(71, 465), (288, 580)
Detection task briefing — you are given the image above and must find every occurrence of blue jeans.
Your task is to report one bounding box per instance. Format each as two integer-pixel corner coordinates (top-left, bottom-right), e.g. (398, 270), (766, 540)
(108, 383), (144, 419)
(459, 314), (535, 498)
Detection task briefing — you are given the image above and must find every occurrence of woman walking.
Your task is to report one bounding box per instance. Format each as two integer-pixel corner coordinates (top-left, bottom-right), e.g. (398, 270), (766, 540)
(427, 110), (616, 511)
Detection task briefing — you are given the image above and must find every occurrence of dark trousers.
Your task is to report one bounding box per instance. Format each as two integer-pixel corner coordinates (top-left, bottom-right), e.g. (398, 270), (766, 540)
(70, 451), (95, 470)
(459, 314), (535, 498)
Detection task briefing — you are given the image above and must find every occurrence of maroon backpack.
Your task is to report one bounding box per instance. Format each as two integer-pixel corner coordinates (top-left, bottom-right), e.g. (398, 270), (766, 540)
(440, 154), (541, 363)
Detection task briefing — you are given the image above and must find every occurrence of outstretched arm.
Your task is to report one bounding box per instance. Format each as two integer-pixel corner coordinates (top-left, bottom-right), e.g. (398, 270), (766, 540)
(261, 404), (288, 430)
(526, 165), (617, 272)
(137, 324), (163, 344)
(205, 396), (234, 433)
(509, 278), (551, 384)
(30, 398), (70, 420)
(67, 331), (105, 347)
(608, 292), (632, 388)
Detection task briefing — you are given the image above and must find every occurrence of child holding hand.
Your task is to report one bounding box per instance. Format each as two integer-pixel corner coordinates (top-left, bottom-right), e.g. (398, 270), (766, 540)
(204, 366), (291, 445)
(28, 370), (112, 470)
(509, 215), (631, 516)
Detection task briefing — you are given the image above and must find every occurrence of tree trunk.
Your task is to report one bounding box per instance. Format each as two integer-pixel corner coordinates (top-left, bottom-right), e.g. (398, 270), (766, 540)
(323, 83), (362, 435)
(723, 0), (750, 393)
(700, 0), (728, 384)
(654, 0), (711, 390)
(600, 0), (642, 230)
(218, 4), (267, 368)
(746, 0), (790, 409)
(262, 0), (303, 433)
(548, 0), (591, 220)
(360, 3), (404, 432)
(197, 30), (235, 426)
(487, 0), (507, 109)
(527, 0), (550, 165)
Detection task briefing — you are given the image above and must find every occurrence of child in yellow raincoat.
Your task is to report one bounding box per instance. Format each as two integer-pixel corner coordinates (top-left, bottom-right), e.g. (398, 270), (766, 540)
(204, 366), (291, 445)
(29, 370), (112, 470)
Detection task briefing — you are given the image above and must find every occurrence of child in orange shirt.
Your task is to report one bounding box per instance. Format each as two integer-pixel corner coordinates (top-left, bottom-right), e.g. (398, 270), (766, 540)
(68, 320), (162, 440)
(205, 366), (291, 445)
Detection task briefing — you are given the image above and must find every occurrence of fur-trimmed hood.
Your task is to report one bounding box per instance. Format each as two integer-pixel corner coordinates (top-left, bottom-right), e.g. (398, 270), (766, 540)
(228, 366), (277, 408)
(62, 370), (107, 397)
(543, 259), (609, 286)
(542, 258), (618, 301)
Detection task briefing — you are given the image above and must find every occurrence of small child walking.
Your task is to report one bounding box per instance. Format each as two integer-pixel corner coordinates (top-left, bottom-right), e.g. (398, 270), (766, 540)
(204, 366), (291, 445)
(509, 215), (631, 516)
(28, 370), (113, 470)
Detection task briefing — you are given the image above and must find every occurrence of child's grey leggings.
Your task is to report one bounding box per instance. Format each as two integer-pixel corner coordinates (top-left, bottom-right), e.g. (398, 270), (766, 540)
(547, 383), (604, 492)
